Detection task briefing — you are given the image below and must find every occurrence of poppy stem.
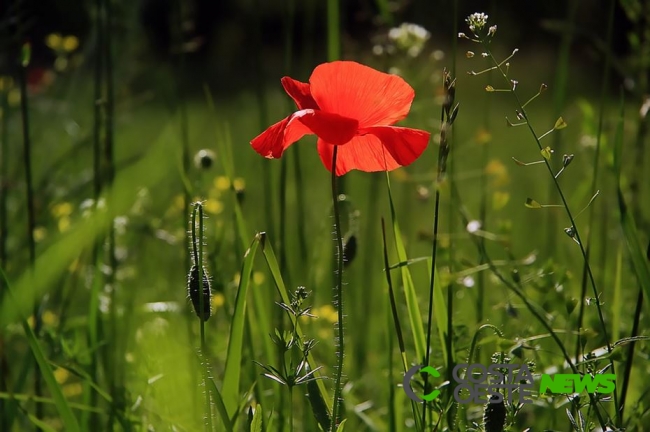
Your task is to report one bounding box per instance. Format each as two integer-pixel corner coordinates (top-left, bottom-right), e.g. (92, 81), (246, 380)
(330, 146), (345, 430)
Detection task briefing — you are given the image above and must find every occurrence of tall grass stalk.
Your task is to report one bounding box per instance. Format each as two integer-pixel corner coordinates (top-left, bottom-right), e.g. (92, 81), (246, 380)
(575, 0), (615, 375)
(445, 4), (459, 428)
(381, 219), (421, 431)
(19, 40), (41, 419)
(102, 0), (119, 426)
(422, 69), (457, 429)
(0, 69), (9, 431)
(87, 0), (105, 426)
(329, 147), (345, 431)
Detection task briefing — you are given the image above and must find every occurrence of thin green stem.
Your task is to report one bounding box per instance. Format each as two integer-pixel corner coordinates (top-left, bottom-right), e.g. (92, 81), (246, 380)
(19, 40), (40, 420)
(0, 68), (9, 432)
(330, 147), (345, 431)
(102, 0), (118, 426)
(483, 47), (611, 353)
(575, 0), (616, 369)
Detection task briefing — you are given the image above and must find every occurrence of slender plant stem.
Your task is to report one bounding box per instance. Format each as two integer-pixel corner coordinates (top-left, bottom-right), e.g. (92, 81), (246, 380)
(482, 46), (612, 353)
(422, 182), (441, 430)
(330, 146), (345, 431)
(102, 0), (118, 426)
(0, 68), (9, 431)
(575, 0), (616, 369)
(618, 289), (643, 425)
(88, 0), (104, 426)
(19, 40), (40, 420)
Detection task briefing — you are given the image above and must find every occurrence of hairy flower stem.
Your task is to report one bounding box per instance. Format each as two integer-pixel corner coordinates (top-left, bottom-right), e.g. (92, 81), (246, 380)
(330, 146), (345, 431)
(191, 203), (213, 432)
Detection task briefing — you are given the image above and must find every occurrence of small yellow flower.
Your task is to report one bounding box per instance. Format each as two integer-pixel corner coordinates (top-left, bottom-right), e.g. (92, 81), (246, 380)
(63, 383), (83, 397)
(51, 202), (73, 218)
(233, 272), (241, 286)
(211, 292), (225, 309)
(58, 216), (71, 233)
(45, 33), (62, 50)
(62, 36), (79, 52)
(313, 304), (338, 324)
(204, 198), (223, 215)
(42, 310), (59, 326)
(253, 272), (265, 285)
(54, 367), (69, 384)
(33, 226), (47, 242)
(214, 176), (230, 191)
(233, 178), (246, 192)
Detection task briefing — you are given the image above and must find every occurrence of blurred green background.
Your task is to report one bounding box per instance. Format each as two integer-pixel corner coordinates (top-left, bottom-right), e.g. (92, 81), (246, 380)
(1, 0), (649, 431)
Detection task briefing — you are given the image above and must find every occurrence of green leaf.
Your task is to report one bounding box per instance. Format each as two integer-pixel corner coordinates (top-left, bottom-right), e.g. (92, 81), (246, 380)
(222, 235), (261, 416)
(385, 174), (426, 361)
(427, 258), (453, 367)
(525, 198), (542, 209)
(336, 419), (348, 431)
(207, 379), (234, 432)
(249, 404), (263, 432)
(554, 116), (568, 130)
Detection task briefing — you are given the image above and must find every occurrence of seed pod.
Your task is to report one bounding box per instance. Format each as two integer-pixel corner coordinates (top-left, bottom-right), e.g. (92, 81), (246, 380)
(483, 395), (506, 432)
(188, 265), (211, 321)
(342, 235), (357, 267)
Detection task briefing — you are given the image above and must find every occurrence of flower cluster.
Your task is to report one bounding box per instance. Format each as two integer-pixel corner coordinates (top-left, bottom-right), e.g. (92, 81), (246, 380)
(459, 12), (497, 42)
(387, 22), (431, 57)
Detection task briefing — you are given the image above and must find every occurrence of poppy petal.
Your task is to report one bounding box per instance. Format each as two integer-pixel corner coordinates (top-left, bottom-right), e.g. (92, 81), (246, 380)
(250, 114), (311, 159)
(361, 126), (431, 165)
(293, 110), (358, 145)
(251, 110), (359, 159)
(281, 77), (319, 110)
(309, 61), (415, 129)
(317, 126), (430, 175)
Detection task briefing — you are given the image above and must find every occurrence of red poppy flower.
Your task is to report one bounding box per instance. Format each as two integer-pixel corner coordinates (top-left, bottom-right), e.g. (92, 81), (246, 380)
(250, 61), (430, 176)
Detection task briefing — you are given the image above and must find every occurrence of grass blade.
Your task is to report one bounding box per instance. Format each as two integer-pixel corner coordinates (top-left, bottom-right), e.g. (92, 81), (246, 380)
(385, 173), (426, 362)
(0, 269), (80, 432)
(222, 234), (262, 416)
